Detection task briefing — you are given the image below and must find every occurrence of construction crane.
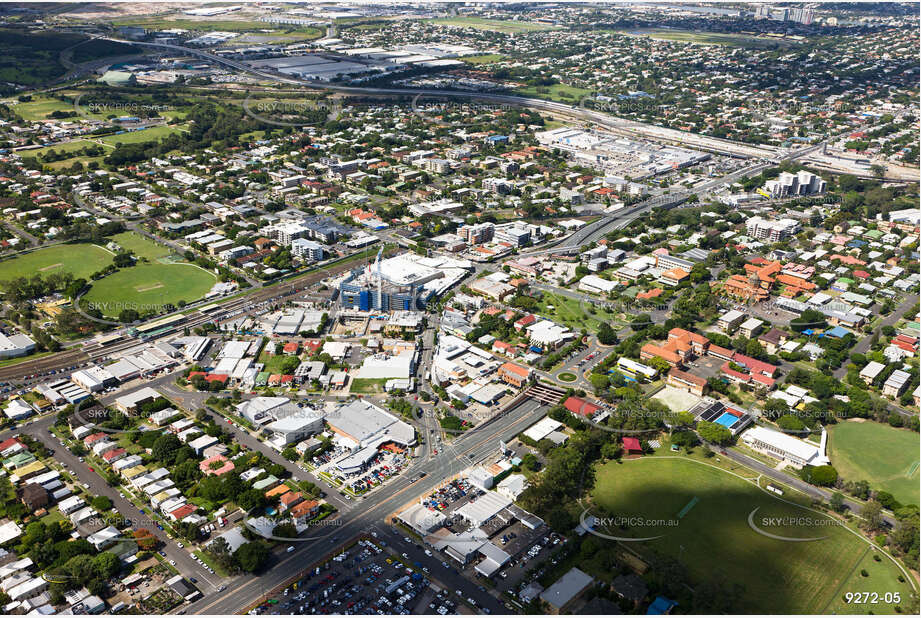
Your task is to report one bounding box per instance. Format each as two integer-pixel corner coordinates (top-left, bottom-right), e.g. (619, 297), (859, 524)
(374, 245), (383, 310)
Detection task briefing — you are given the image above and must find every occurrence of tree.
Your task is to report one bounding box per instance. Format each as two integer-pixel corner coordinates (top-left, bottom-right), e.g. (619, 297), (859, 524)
(152, 433), (182, 465)
(134, 528), (157, 550)
(697, 421), (732, 445)
(861, 500), (883, 531)
(90, 495), (112, 511)
(802, 464), (838, 487)
(829, 492), (846, 513)
(272, 522), (297, 540)
(646, 356), (672, 375)
(670, 430), (699, 448)
(791, 309), (827, 332)
(234, 542), (270, 573)
(596, 322), (617, 345)
(93, 552), (121, 579)
(776, 414), (806, 432)
(520, 453), (540, 471)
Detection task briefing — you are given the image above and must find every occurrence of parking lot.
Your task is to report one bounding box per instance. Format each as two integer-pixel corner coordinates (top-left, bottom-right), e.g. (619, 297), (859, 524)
(312, 445), (409, 497)
(249, 537), (467, 616)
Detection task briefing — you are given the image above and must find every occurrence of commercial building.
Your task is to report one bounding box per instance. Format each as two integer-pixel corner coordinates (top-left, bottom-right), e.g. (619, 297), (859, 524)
(498, 362), (532, 388)
(0, 333), (36, 360)
(325, 400), (416, 474)
(113, 387), (161, 413)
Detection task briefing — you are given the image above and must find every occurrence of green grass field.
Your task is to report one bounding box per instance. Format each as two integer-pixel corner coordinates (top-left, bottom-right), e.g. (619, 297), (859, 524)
(0, 244), (113, 282)
(424, 17), (558, 33)
(81, 262), (216, 317)
(591, 457), (914, 613)
(827, 420), (920, 506)
(461, 54), (504, 64)
(514, 83), (592, 103)
(20, 139), (100, 159)
(109, 231), (170, 261)
(99, 124), (187, 145)
(10, 96), (108, 122)
(535, 291), (623, 331)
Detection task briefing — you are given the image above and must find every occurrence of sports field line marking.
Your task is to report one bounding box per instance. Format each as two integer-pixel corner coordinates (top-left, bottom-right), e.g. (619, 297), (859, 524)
(676, 496), (699, 519)
(904, 460), (919, 478)
(135, 283), (165, 293)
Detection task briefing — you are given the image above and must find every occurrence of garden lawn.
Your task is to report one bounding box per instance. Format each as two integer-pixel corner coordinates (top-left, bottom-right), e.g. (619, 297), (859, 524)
(349, 378), (388, 394)
(827, 420), (920, 506)
(590, 457), (913, 613)
(81, 262), (216, 317)
(0, 243), (112, 282)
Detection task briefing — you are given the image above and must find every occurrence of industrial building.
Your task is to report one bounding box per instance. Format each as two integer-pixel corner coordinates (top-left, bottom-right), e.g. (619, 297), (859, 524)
(325, 400), (416, 474)
(0, 332), (36, 360)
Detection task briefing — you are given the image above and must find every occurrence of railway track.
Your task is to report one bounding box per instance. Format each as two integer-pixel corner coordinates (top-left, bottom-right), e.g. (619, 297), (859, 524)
(0, 247), (390, 383)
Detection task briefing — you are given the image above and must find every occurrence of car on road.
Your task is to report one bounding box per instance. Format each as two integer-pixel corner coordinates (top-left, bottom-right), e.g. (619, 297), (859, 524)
(169, 560), (176, 566)
(287, 546), (295, 553)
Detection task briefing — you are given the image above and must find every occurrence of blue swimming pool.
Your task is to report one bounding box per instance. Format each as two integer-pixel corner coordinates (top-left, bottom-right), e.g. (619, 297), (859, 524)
(715, 412), (739, 428)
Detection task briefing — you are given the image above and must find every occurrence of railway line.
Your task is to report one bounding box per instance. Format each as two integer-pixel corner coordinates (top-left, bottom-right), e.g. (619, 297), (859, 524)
(0, 247), (390, 382)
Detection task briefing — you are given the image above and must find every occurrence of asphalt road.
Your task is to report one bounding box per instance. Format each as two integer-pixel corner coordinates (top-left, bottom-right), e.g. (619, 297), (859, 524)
(0, 415), (221, 592)
(182, 396), (548, 615)
(719, 442), (899, 528)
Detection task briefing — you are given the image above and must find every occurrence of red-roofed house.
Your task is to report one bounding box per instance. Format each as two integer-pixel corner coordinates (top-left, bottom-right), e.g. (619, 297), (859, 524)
(622, 437), (643, 454)
(291, 499), (320, 525)
(564, 396), (601, 417)
(492, 341), (515, 356)
(514, 314), (537, 331)
(168, 504), (197, 522)
(303, 339), (323, 354)
(200, 454), (235, 477)
(0, 437), (25, 457)
(283, 342), (300, 355)
(84, 432), (107, 447)
(279, 491), (303, 512)
(102, 447), (127, 464)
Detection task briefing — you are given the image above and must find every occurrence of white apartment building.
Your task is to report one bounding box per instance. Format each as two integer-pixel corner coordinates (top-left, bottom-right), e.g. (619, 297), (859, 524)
(745, 216), (802, 242)
(762, 171), (826, 199)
